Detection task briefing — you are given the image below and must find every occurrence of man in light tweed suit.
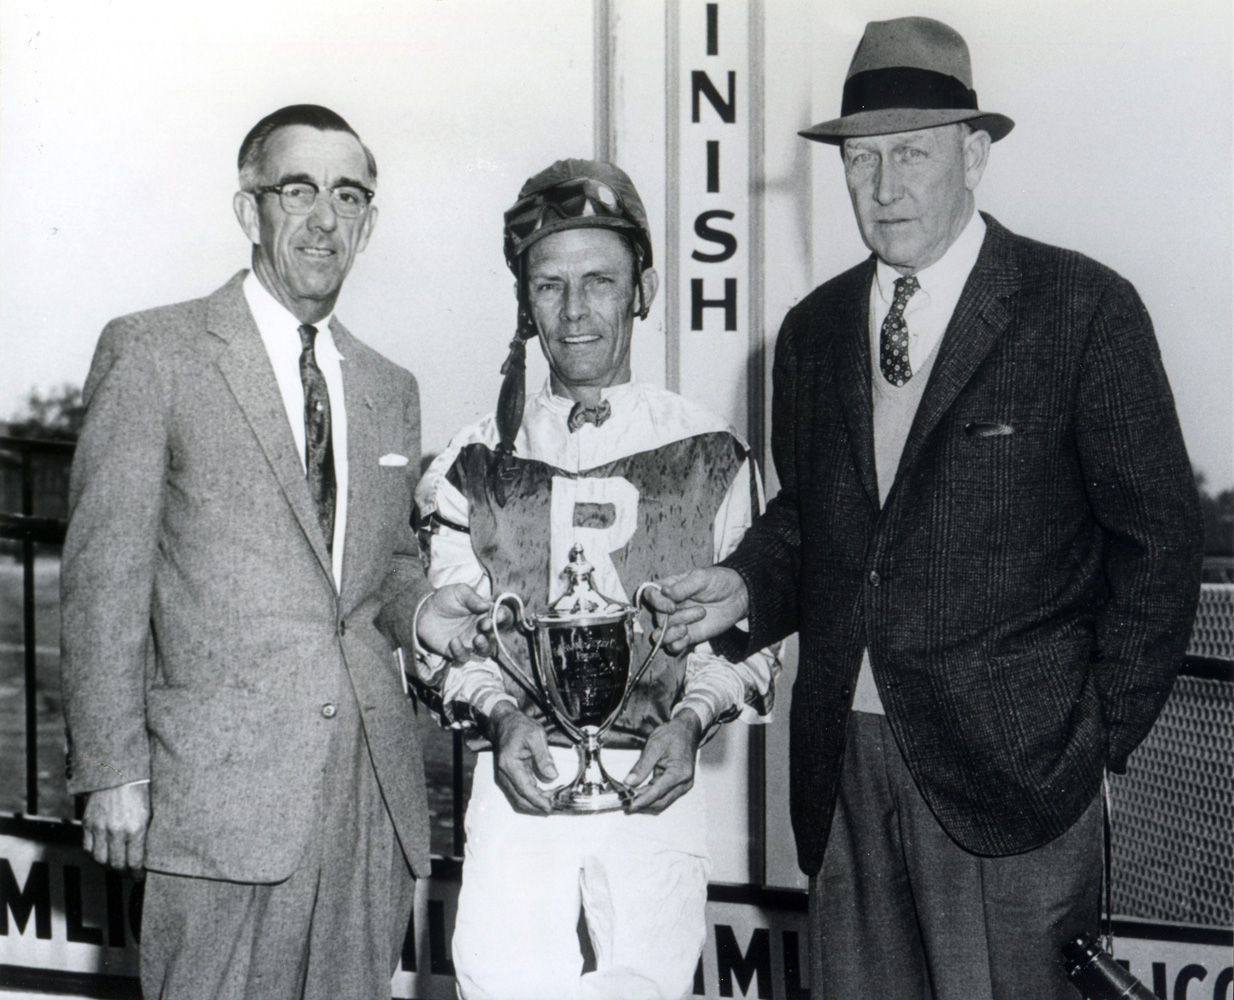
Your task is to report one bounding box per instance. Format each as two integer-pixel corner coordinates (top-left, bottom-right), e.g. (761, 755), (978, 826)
(649, 18), (1204, 1000)
(61, 104), (489, 999)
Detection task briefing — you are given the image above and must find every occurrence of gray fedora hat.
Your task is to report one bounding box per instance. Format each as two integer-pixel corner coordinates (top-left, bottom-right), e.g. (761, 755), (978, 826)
(800, 17), (1013, 145)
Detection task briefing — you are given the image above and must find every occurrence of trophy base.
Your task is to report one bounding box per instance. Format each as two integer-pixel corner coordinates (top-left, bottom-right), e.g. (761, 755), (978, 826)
(552, 782), (632, 814)
(551, 741), (632, 814)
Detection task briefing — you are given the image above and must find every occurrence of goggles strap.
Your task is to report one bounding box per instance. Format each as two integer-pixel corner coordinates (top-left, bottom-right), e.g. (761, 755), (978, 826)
(633, 247), (649, 320)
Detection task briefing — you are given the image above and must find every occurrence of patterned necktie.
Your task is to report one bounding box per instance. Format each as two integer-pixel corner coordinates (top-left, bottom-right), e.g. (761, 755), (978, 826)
(567, 398), (612, 432)
(298, 324), (336, 553)
(879, 275), (920, 387)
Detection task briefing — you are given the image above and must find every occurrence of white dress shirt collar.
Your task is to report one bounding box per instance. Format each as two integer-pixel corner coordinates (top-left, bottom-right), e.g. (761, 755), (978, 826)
(535, 378), (638, 417)
(873, 208), (986, 308)
(243, 271), (343, 365)
(870, 210), (986, 373)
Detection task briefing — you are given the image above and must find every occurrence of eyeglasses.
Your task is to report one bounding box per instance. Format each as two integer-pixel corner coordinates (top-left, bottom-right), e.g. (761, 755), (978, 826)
(504, 177), (627, 244)
(253, 181), (374, 219)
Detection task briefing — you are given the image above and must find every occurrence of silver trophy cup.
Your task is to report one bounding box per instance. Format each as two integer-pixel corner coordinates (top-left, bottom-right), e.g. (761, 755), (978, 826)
(489, 545), (663, 813)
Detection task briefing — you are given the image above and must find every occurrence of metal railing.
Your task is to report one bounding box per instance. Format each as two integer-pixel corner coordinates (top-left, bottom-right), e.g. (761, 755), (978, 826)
(0, 435), (73, 818)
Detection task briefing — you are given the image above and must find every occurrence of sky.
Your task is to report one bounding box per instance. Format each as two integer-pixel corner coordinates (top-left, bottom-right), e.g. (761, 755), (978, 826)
(1, 0), (1230, 489)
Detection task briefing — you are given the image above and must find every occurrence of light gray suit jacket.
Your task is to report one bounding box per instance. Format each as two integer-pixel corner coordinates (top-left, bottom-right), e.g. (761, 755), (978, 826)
(61, 271), (432, 882)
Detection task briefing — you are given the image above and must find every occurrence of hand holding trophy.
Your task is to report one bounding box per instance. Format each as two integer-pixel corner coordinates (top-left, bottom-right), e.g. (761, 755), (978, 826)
(488, 545), (664, 813)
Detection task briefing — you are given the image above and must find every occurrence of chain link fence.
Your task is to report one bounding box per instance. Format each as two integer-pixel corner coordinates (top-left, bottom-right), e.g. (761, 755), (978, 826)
(1109, 584), (1233, 926)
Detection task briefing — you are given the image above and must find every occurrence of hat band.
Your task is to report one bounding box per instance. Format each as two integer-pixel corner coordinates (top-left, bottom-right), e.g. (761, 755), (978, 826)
(841, 66), (978, 117)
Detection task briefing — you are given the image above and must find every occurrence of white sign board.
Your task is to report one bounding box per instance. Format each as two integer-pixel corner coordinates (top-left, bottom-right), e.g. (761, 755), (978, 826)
(3, 820), (1230, 999)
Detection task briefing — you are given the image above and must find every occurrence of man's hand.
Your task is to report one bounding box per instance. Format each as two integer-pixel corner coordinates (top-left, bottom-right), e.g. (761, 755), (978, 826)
(623, 710), (703, 814)
(82, 783), (150, 875)
(488, 701), (558, 815)
(643, 567), (750, 655)
(416, 583), (497, 661)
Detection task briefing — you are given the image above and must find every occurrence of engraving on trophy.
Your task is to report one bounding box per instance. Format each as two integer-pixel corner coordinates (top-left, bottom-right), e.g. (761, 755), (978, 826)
(546, 622), (631, 728)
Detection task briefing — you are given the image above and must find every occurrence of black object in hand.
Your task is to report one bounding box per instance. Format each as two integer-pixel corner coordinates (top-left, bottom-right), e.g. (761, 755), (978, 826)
(1063, 934), (1156, 1000)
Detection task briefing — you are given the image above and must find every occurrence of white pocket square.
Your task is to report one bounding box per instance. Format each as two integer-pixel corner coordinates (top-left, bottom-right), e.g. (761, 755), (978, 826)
(379, 453), (410, 467)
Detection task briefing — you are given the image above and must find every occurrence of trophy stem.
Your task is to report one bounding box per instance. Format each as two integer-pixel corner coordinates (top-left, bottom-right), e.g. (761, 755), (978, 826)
(551, 728), (631, 814)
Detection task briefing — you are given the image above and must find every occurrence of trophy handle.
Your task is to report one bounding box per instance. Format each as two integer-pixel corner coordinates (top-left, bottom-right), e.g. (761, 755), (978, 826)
(488, 593), (546, 710)
(599, 581), (668, 731)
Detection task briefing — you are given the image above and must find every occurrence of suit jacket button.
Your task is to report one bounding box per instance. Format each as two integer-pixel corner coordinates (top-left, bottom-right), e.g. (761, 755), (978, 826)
(338, 620), (347, 637)
(321, 703), (337, 719)
(868, 570), (881, 587)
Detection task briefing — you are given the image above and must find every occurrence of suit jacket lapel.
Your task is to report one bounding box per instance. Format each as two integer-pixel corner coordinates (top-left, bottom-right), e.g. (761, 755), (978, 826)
(894, 216), (1020, 489)
(207, 273), (335, 584)
(332, 319), (381, 602)
(832, 260), (880, 506)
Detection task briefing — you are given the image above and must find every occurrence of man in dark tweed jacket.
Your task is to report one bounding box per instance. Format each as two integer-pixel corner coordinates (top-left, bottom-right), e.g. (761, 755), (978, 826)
(649, 17), (1204, 1000)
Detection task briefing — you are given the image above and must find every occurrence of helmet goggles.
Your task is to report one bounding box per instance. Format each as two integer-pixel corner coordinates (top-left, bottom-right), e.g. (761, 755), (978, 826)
(506, 176), (626, 236)
(502, 167), (652, 270)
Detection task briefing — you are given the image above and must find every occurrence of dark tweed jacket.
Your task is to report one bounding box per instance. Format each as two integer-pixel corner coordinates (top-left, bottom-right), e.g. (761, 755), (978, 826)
(718, 215), (1204, 873)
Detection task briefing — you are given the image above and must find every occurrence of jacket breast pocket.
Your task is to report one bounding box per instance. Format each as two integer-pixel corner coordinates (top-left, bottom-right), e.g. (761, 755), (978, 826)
(376, 453), (415, 506)
(964, 420), (1015, 438)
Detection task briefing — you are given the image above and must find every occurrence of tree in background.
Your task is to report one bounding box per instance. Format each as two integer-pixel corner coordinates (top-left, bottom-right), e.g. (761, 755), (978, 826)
(1, 384), (82, 524)
(1195, 471), (1233, 562)
(6, 383), (84, 441)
